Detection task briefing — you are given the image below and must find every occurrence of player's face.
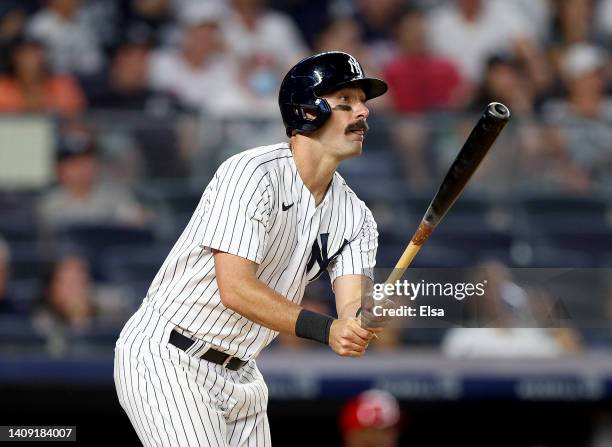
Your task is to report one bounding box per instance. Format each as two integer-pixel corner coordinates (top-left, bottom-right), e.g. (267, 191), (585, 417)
(317, 86), (370, 159)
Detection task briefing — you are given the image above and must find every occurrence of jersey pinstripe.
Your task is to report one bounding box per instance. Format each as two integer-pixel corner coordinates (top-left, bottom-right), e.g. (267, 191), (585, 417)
(143, 142), (378, 361)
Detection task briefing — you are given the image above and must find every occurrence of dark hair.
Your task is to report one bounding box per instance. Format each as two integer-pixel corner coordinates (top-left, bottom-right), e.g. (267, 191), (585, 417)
(5, 34), (48, 78)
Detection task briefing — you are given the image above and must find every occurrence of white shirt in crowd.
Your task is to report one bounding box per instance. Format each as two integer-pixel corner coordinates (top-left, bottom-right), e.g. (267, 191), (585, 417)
(427, 0), (532, 82)
(27, 7), (104, 76)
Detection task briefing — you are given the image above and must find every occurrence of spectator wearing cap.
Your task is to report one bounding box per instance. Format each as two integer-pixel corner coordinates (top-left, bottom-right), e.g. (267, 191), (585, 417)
(147, 1), (246, 116)
(0, 35), (85, 117)
(541, 43), (612, 192)
(26, 0), (104, 76)
(339, 389), (402, 447)
(37, 130), (150, 234)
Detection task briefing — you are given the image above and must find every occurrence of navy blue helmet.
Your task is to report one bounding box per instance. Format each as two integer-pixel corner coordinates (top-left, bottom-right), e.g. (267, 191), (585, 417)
(278, 51), (388, 137)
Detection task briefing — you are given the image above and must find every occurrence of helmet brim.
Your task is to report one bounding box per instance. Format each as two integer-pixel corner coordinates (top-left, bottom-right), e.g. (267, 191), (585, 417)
(315, 77), (388, 101)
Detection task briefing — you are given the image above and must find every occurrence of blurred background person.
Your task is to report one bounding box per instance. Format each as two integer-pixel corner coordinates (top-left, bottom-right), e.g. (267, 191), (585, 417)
(313, 16), (387, 110)
(87, 35), (175, 114)
(222, 0), (307, 71)
(339, 389), (402, 447)
(119, 0), (175, 47)
(351, 0), (403, 68)
(383, 7), (468, 115)
(442, 261), (581, 357)
(542, 43), (612, 193)
(33, 254), (96, 332)
(0, 35), (85, 117)
(37, 129), (150, 235)
(147, 1), (246, 116)
(459, 53), (545, 194)
(32, 252), (131, 354)
(427, 0), (551, 92)
(0, 4), (27, 72)
(26, 0), (104, 77)
(0, 237), (18, 315)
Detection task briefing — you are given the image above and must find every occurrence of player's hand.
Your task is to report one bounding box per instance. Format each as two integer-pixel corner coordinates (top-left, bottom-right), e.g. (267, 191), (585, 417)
(329, 318), (374, 357)
(360, 290), (396, 330)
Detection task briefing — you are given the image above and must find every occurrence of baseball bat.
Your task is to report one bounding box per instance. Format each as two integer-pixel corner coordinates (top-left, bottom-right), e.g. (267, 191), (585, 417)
(385, 102), (511, 285)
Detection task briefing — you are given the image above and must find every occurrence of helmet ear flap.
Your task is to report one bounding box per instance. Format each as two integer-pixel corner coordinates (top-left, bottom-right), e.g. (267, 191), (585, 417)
(285, 98), (332, 137)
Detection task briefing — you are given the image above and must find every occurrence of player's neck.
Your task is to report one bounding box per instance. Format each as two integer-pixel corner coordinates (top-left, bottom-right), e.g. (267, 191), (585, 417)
(290, 138), (338, 206)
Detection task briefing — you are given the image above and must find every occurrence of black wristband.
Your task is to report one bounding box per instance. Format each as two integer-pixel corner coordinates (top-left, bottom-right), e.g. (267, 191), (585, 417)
(295, 309), (334, 345)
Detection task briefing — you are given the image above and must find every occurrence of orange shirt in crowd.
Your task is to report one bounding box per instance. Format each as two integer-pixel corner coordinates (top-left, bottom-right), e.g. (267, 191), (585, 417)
(0, 75), (86, 116)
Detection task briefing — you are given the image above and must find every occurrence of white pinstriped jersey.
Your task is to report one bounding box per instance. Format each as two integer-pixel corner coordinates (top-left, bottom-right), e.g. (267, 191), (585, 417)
(143, 142), (378, 361)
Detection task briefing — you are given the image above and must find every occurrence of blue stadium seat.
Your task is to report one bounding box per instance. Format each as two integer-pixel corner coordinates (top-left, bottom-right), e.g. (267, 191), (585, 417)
(522, 195), (611, 232)
(54, 223), (156, 280)
(99, 245), (169, 283)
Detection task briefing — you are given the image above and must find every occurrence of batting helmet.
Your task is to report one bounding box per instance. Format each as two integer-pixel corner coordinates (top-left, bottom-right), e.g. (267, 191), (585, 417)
(278, 51), (388, 137)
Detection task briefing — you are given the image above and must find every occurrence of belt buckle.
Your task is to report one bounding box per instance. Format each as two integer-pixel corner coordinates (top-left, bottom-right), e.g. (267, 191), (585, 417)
(222, 354), (234, 368)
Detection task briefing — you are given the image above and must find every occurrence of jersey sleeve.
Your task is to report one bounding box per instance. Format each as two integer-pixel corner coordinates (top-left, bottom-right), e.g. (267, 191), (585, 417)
(327, 206), (378, 283)
(198, 157), (272, 264)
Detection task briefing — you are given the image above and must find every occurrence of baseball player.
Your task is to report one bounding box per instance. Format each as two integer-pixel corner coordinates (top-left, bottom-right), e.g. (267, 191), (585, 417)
(114, 51), (388, 446)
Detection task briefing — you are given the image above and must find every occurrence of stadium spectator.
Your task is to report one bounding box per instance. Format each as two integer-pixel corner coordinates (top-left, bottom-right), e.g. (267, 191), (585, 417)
(352, 0), (403, 67)
(596, 0), (612, 46)
(541, 43), (612, 191)
(120, 0), (175, 47)
(314, 17), (388, 110)
(37, 130), (149, 234)
(148, 1), (246, 116)
(88, 37), (175, 113)
(463, 53), (546, 194)
(0, 35), (85, 116)
(34, 254), (95, 331)
(0, 237), (17, 315)
(471, 54), (536, 116)
(552, 0), (594, 47)
(427, 0), (551, 90)
(441, 262), (578, 357)
(339, 390), (401, 447)
(222, 0), (307, 70)
(0, 5), (27, 72)
(26, 0), (104, 76)
(383, 7), (468, 115)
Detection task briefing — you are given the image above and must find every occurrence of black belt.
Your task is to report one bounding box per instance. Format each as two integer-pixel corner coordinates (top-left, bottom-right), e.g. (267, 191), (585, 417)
(168, 329), (248, 371)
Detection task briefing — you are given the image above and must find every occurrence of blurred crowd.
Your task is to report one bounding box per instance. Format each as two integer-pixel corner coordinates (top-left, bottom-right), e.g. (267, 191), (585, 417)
(0, 0), (612, 357)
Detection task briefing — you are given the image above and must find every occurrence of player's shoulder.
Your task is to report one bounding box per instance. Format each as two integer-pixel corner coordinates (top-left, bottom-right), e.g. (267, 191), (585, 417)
(333, 171), (374, 218)
(216, 142), (291, 180)
(222, 142), (290, 170)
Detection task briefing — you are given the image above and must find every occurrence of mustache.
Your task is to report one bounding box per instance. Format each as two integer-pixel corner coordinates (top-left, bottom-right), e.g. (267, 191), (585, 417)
(345, 119), (369, 134)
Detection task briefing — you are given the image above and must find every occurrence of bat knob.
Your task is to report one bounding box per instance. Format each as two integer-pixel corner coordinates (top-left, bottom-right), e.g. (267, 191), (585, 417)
(487, 102), (511, 121)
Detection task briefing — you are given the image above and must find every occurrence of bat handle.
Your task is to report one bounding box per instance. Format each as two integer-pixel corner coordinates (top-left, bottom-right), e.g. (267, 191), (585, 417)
(385, 241), (421, 285)
(383, 221), (434, 285)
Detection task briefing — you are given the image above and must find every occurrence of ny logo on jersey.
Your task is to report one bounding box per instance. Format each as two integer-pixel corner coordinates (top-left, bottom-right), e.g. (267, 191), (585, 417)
(306, 233), (349, 281)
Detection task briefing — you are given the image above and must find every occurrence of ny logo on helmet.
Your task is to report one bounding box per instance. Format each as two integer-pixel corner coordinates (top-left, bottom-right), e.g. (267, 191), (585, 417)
(347, 56), (363, 77)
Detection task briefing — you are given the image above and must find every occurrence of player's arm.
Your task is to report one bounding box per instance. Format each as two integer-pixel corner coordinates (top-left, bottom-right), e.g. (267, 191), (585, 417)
(333, 274), (370, 319)
(213, 250), (374, 357)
